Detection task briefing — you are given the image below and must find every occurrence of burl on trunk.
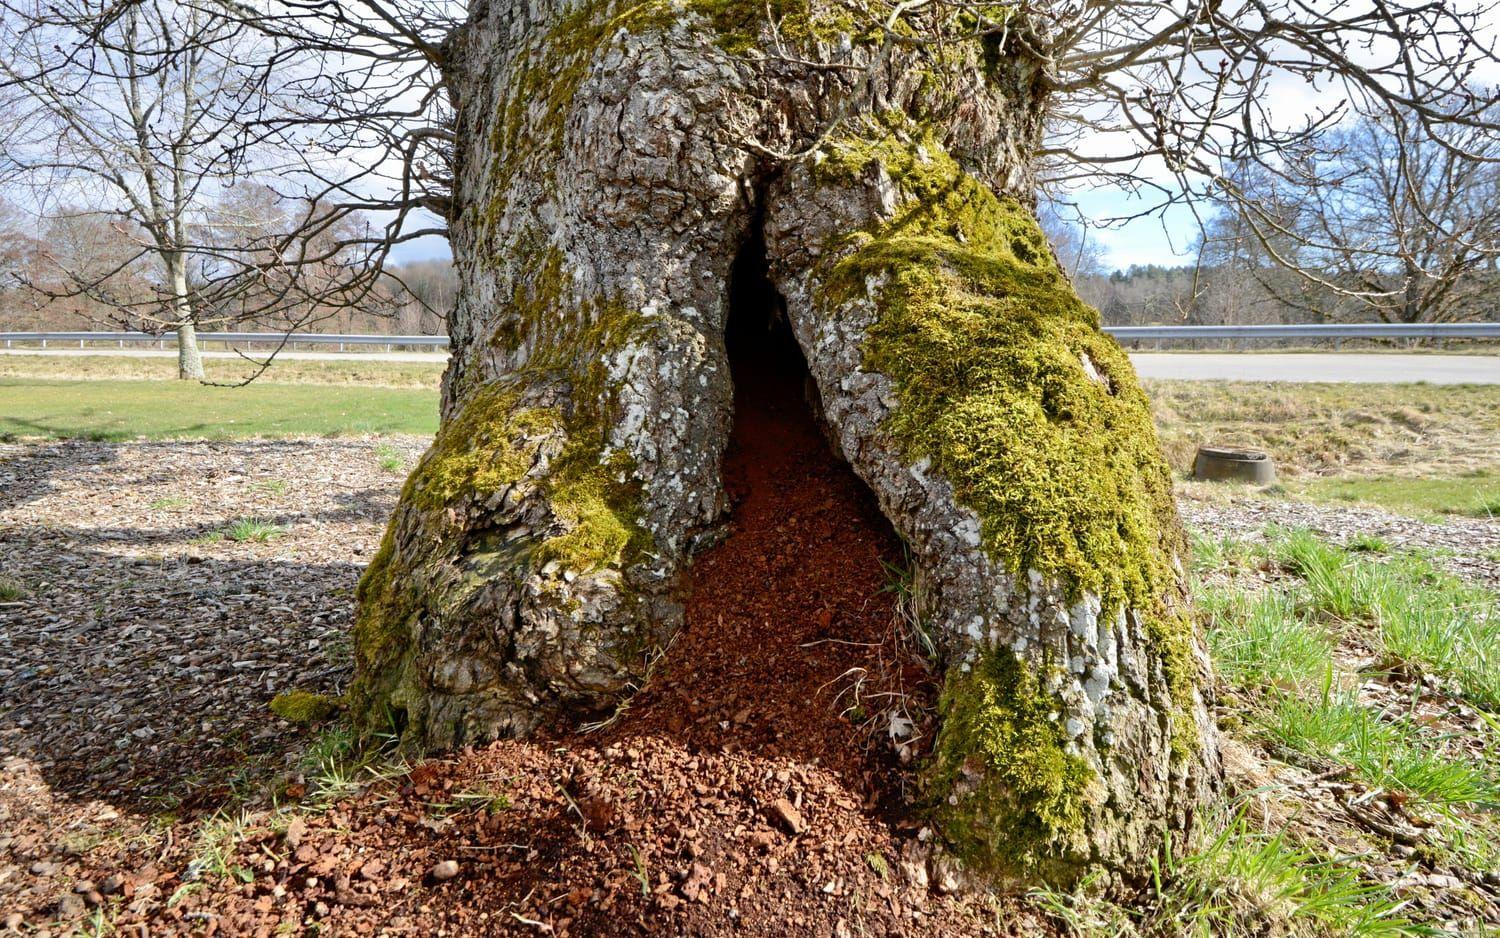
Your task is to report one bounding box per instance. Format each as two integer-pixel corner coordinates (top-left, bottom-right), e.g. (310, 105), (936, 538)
(350, 0), (1219, 889)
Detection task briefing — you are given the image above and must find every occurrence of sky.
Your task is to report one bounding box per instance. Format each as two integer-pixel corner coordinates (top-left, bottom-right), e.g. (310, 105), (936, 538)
(1063, 190), (1202, 271)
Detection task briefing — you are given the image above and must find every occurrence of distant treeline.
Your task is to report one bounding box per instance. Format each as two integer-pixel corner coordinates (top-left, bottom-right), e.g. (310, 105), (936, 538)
(1074, 263), (1500, 327)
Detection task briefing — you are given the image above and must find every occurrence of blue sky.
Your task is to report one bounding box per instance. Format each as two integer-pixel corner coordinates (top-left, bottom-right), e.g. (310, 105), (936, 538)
(1067, 188), (1203, 271)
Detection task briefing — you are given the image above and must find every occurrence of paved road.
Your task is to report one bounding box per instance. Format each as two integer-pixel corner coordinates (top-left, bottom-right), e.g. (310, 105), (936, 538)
(4, 347), (1499, 383)
(1128, 352), (1500, 384)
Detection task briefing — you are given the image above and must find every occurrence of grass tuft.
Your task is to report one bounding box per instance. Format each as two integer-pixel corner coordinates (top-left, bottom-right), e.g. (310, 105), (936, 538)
(1199, 586), (1332, 695)
(1264, 692), (1498, 807)
(199, 517), (289, 544)
(296, 722), (405, 808)
(1153, 815), (1422, 938)
(0, 576), (27, 601)
(375, 442), (406, 472)
(1030, 813), (1422, 937)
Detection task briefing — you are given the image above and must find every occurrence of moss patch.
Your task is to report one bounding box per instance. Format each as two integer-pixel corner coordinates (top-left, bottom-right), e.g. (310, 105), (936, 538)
(685, 0), (872, 53)
(408, 386), (559, 511)
(815, 119), (1198, 878)
(818, 120), (1184, 648)
(269, 691), (340, 725)
(349, 239), (654, 740)
(928, 650), (1093, 882)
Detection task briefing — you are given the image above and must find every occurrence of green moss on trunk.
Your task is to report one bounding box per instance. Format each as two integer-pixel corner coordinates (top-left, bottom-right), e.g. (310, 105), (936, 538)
(928, 650), (1094, 883)
(348, 245), (654, 741)
(814, 119), (1200, 879)
(818, 119), (1185, 636)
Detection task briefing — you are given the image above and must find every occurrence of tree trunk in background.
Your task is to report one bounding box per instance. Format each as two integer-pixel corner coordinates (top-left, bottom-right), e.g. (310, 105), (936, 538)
(175, 321), (203, 381)
(351, 0), (1219, 890)
(170, 261), (204, 380)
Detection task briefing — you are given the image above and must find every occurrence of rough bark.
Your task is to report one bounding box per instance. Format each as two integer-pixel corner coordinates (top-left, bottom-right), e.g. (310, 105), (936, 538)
(351, 0), (1219, 889)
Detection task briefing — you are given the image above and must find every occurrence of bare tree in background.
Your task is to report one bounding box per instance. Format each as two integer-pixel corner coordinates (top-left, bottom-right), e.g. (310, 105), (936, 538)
(0, 0), (408, 379)
(1038, 200), (1106, 281)
(1214, 110), (1500, 324)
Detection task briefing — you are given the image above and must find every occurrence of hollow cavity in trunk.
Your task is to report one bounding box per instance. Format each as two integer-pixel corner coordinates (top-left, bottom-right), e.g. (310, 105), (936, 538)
(602, 227), (911, 792)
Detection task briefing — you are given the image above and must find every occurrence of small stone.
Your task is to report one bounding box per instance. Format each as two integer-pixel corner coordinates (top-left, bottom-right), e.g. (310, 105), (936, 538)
(429, 860), (459, 882)
(283, 817), (306, 850)
(55, 894), (85, 918)
(99, 874), (125, 895)
(766, 799), (804, 835)
(4, 912), (23, 930)
(28, 862), (55, 876)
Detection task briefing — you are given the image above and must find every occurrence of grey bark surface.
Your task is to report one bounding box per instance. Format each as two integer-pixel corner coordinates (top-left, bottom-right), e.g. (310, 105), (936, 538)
(352, 0), (1218, 888)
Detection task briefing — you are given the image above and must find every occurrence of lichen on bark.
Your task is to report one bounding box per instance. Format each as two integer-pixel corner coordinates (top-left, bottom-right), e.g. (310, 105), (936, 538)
(348, 247), (659, 746)
(928, 651), (1094, 885)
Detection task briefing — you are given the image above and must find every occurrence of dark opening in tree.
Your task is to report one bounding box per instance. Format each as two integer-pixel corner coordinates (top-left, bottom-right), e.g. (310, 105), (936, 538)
(724, 214), (820, 454)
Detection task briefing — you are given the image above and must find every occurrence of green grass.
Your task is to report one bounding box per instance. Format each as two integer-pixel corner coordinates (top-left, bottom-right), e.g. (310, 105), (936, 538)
(1200, 587), (1333, 695)
(1264, 692), (1498, 807)
(1272, 529), (1500, 708)
(198, 517), (289, 544)
(296, 723), (405, 808)
(1152, 816), (1422, 938)
(149, 495), (191, 511)
(1170, 526), (1500, 933)
(1344, 533), (1391, 553)
(1200, 559), (1495, 807)
(374, 442), (406, 472)
(1296, 471), (1500, 520)
(0, 378), (438, 440)
(0, 576), (27, 601)
(0, 353), (445, 388)
(1031, 813), (1422, 937)
(1044, 527), (1476, 935)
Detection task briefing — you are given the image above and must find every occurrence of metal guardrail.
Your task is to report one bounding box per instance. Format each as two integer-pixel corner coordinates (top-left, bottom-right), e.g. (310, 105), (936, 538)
(0, 331), (449, 349)
(1106, 323), (1500, 340)
(1, 323), (1498, 349)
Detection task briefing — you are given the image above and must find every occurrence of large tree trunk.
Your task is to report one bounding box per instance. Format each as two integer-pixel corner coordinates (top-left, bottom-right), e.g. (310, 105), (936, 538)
(351, 0), (1219, 889)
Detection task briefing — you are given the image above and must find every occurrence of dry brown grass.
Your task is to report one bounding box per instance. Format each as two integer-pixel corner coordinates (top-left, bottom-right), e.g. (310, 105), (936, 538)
(1146, 379), (1500, 479)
